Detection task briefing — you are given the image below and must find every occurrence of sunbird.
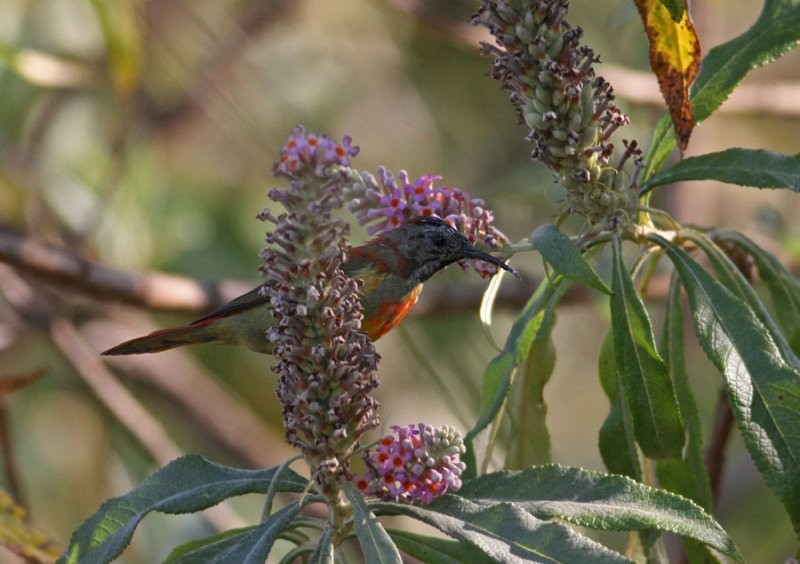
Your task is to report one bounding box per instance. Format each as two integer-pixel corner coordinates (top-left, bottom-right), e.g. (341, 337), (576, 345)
(102, 216), (516, 355)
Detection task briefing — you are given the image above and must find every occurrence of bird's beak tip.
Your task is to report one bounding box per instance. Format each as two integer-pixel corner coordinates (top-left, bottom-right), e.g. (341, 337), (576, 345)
(465, 245), (520, 279)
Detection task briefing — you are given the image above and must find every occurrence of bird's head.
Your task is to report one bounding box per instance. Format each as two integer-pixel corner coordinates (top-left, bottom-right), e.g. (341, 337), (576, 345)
(383, 216), (517, 283)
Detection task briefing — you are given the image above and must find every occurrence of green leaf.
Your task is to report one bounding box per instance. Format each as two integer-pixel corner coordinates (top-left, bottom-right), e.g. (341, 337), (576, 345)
(165, 502), (301, 564)
(641, 148), (800, 194)
(655, 238), (800, 535)
(655, 276), (717, 563)
(60, 455), (308, 564)
(375, 465), (741, 562)
(655, 275), (714, 511)
(376, 498), (631, 564)
(610, 237), (685, 459)
(717, 229), (800, 351)
(644, 0), (800, 177)
(598, 330), (641, 480)
(454, 466), (739, 560)
(309, 526), (335, 564)
(387, 529), (494, 564)
(344, 483), (402, 564)
(464, 277), (566, 477)
(681, 229), (800, 369)
(532, 224), (611, 294)
(505, 338), (555, 468)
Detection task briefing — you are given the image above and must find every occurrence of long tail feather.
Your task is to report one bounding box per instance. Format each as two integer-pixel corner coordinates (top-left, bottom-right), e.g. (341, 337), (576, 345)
(102, 325), (218, 355)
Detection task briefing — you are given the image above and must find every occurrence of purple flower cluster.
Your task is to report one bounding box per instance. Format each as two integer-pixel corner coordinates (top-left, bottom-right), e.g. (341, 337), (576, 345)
(346, 168), (509, 277)
(273, 125), (359, 179)
(354, 423), (466, 505)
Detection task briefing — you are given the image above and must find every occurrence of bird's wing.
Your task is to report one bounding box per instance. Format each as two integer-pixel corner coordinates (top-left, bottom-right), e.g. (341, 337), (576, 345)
(191, 284), (270, 326)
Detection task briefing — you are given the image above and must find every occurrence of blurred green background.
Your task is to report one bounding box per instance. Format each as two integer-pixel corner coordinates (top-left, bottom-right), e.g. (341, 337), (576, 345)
(0, 0), (798, 561)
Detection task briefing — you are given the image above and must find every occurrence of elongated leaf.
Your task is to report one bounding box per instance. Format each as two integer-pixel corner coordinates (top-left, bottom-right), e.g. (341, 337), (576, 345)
(309, 526), (335, 564)
(656, 238), (800, 534)
(60, 455), (308, 564)
(681, 229), (800, 370)
(655, 276), (716, 563)
(375, 464), (741, 561)
(464, 277), (566, 477)
(387, 529), (494, 564)
(655, 276), (713, 511)
(505, 337), (555, 468)
(344, 483), (402, 564)
(532, 224), (611, 294)
(455, 466), (739, 560)
(376, 498), (630, 564)
(644, 0), (800, 177)
(633, 0), (701, 152)
(716, 229), (800, 350)
(165, 502), (301, 564)
(642, 148), (800, 194)
(598, 331), (641, 480)
(610, 237), (685, 459)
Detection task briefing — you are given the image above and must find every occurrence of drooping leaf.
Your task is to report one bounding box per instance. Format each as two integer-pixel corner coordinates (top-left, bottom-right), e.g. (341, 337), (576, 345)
(597, 331), (641, 480)
(655, 276), (717, 563)
(344, 483), (402, 564)
(532, 224), (611, 294)
(165, 502), (301, 564)
(610, 237), (685, 459)
(464, 276), (567, 477)
(655, 275), (713, 511)
(641, 148), (800, 194)
(716, 228), (800, 351)
(309, 526), (335, 564)
(644, 0), (800, 177)
(377, 498), (631, 564)
(505, 337), (555, 468)
(455, 466), (738, 560)
(633, 0), (700, 152)
(681, 229), (800, 369)
(655, 237), (800, 535)
(375, 465), (741, 561)
(60, 455), (308, 564)
(387, 529), (494, 564)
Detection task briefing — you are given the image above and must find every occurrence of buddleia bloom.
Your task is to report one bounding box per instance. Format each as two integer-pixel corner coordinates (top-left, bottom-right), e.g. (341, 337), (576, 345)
(354, 423), (467, 505)
(343, 167), (511, 278)
(260, 126), (380, 496)
(473, 0), (645, 233)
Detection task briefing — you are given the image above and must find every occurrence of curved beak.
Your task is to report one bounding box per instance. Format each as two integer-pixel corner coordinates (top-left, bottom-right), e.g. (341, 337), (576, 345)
(464, 244), (520, 279)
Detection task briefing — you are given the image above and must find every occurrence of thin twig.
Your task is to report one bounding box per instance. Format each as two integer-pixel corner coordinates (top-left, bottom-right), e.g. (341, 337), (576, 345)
(0, 230), (248, 313)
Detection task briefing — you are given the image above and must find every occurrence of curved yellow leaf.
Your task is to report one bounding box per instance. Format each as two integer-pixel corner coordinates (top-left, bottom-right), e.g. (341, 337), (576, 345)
(635, 0), (701, 153)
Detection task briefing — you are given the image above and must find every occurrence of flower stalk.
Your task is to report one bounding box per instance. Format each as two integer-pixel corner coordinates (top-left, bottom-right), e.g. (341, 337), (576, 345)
(473, 0), (645, 235)
(260, 126), (381, 517)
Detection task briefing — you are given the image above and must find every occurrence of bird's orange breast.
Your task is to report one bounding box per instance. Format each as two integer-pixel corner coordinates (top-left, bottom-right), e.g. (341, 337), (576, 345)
(362, 285), (422, 341)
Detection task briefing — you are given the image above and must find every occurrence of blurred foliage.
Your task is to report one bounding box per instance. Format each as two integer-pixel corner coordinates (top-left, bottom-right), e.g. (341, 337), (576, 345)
(0, 0), (798, 562)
